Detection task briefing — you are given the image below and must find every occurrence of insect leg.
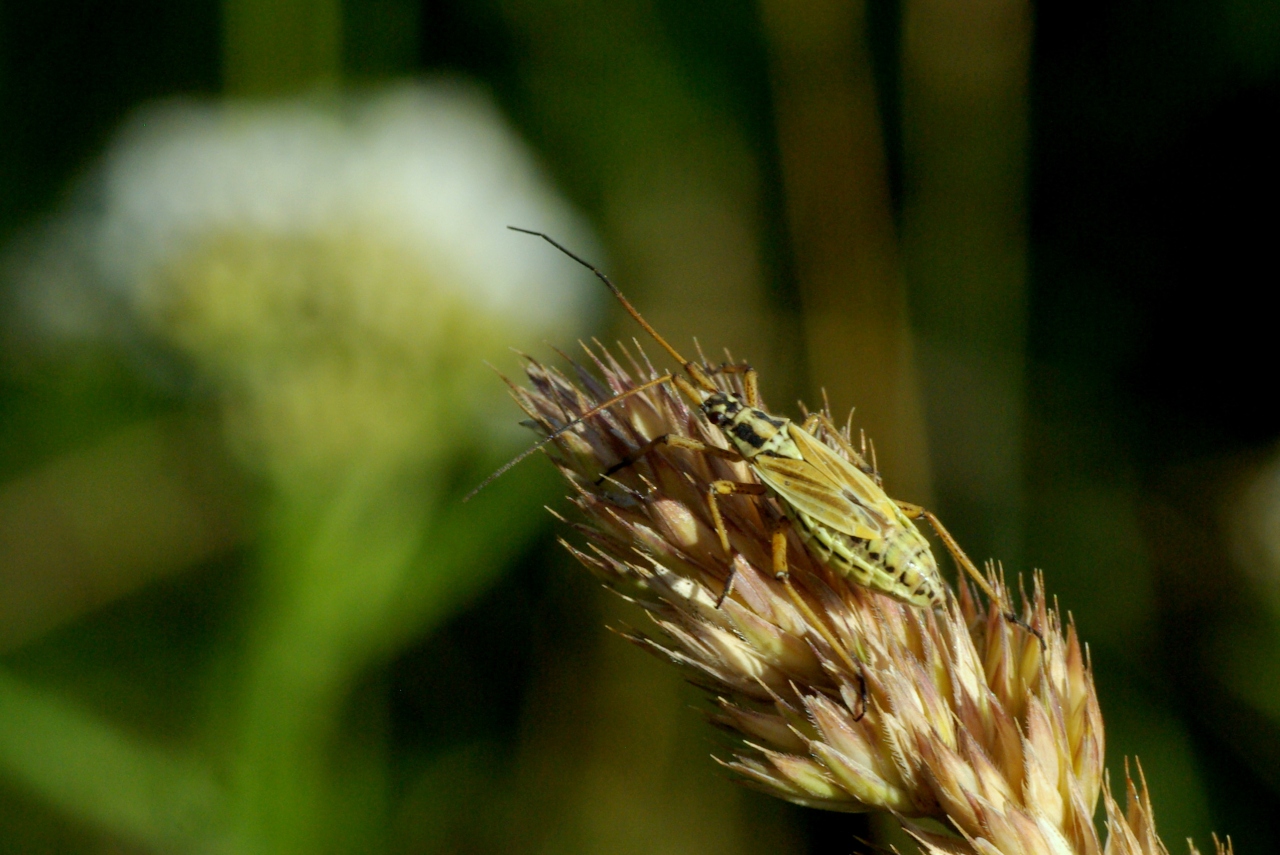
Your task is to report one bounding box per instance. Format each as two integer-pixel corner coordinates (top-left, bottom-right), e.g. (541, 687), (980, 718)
(714, 568), (738, 609)
(778, 573), (869, 721)
(717, 507), (788, 609)
(798, 412), (875, 474)
(770, 517), (790, 580)
(894, 502), (997, 600)
(707, 480), (768, 556)
(896, 501), (1045, 648)
(596, 434), (742, 484)
(710, 362), (761, 408)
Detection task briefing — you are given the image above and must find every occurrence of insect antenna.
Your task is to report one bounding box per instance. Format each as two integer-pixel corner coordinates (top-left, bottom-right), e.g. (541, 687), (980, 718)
(463, 371), (675, 502)
(507, 226), (718, 392)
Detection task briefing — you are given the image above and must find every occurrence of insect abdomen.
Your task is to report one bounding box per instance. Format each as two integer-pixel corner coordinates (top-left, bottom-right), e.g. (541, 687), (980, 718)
(782, 504), (943, 609)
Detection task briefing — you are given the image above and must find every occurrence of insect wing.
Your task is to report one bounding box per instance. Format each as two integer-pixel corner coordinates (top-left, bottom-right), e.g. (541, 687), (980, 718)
(752, 455), (884, 540)
(786, 424), (901, 522)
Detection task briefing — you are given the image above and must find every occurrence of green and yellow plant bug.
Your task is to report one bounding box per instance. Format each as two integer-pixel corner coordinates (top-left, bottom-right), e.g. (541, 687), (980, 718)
(473, 227), (1020, 624)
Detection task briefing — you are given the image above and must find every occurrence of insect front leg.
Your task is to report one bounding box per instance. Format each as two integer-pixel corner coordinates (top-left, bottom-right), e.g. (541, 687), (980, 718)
(596, 434), (743, 484)
(709, 362), (761, 408)
(896, 501), (1045, 648)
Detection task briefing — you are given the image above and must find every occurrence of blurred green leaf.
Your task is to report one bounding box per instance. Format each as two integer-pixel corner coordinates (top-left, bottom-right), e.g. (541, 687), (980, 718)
(0, 670), (224, 852)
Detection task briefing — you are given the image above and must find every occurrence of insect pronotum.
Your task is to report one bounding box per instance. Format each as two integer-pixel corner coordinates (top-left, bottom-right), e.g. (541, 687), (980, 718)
(472, 227), (1027, 630)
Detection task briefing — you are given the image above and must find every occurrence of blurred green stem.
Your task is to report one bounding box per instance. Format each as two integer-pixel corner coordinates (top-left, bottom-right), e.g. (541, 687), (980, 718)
(231, 465), (430, 854)
(229, 457), (559, 854)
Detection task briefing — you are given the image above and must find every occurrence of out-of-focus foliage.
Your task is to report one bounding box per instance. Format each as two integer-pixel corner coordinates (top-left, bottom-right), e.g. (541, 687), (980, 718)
(1, 71), (596, 854)
(0, 1), (1277, 853)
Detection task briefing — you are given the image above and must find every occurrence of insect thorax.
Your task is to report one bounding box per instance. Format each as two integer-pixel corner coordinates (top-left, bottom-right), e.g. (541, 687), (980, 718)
(702, 393), (797, 460)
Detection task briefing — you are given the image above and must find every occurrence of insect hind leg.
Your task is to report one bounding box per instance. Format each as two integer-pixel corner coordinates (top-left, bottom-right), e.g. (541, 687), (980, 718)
(896, 501), (1046, 649)
(777, 572), (870, 721)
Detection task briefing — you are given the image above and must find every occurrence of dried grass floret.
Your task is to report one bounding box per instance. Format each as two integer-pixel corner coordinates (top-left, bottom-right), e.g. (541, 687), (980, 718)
(510, 343), (1229, 855)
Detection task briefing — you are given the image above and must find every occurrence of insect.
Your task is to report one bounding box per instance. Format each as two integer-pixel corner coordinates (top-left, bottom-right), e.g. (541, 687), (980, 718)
(472, 227), (1022, 625)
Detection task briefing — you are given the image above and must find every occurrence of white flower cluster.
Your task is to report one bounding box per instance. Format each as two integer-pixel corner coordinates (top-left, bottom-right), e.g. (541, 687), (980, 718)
(8, 81), (598, 476)
(93, 82), (591, 334)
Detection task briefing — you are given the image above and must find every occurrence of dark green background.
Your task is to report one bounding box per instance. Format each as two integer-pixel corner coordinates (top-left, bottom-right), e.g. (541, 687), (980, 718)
(2, 1), (1277, 852)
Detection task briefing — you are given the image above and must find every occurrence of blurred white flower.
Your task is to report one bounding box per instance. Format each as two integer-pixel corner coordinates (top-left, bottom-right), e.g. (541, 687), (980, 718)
(8, 81), (597, 477)
(93, 83), (588, 333)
